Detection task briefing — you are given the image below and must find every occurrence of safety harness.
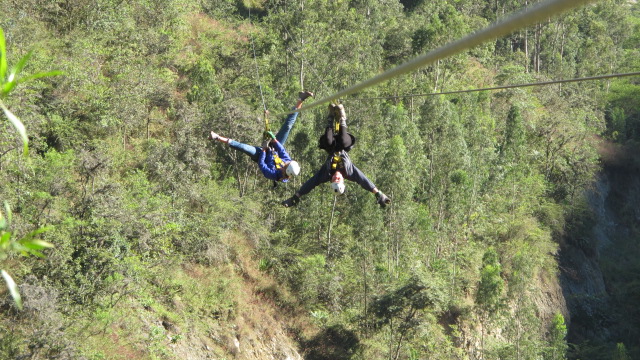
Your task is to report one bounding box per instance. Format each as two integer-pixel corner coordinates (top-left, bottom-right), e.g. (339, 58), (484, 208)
(263, 111), (286, 186)
(331, 152), (342, 171)
(263, 111), (284, 168)
(273, 152), (284, 170)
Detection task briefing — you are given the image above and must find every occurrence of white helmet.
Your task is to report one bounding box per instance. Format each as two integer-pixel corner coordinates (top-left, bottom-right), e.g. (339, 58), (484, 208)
(286, 161), (300, 176)
(331, 181), (346, 194)
(330, 171), (345, 195)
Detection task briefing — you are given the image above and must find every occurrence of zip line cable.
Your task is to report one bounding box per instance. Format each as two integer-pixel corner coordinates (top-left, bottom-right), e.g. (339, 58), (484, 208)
(270, 0), (598, 118)
(346, 72), (640, 101)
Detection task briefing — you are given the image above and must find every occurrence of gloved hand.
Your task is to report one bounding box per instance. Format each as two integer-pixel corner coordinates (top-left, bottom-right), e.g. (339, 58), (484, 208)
(376, 192), (391, 208)
(282, 195), (300, 208)
(262, 131), (276, 148)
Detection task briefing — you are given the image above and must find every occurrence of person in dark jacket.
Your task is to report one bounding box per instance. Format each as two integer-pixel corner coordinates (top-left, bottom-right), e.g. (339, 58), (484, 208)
(209, 91), (313, 182)
(281, 103), (391, 207)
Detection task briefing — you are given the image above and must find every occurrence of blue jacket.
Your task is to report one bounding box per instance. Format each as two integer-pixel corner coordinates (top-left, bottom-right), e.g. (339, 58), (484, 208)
(257, 140), (291, 182)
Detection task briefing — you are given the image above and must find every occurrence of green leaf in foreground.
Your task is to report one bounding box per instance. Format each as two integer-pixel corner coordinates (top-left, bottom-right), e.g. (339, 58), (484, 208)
(3, 201), (11, 224)
(19, 70), (64, 84)
(0, 27), (6, 82)
(0, 102), (28, 155)
(1, 270), (22, 310)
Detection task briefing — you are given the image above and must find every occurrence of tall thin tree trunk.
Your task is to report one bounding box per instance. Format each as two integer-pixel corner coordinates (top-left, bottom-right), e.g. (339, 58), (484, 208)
(433, 60), (440, 92)
(327, 196), (337, 257)
(362, 242), (369, 338)
(393, 309), (418, 360)
(451, 236), (457, 297)
(550, 21), (561, 75)
(524, 0), (529, 72)
(388, 318), (394, 360)
(480, 314), (485, 360)
(525, 30), (529, 73)
(535, 23), (542, 73)
(559, 24), (565, 69)
(300, 37), (305, 89)
(410, 97), (414, 123)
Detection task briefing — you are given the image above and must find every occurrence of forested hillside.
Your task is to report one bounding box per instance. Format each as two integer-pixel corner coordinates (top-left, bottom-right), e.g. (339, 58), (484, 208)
(1, 0), (639, 359)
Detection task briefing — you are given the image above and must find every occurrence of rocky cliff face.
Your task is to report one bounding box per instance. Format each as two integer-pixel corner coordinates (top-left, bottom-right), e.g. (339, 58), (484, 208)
(560, 145), (640, 356)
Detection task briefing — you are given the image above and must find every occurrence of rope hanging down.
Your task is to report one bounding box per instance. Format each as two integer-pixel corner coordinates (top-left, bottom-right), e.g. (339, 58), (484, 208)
(247, 7), (275, 142)
(248, 7), (267, 114)
(271, 0), (599, 118)
(346, 72), (640, 101)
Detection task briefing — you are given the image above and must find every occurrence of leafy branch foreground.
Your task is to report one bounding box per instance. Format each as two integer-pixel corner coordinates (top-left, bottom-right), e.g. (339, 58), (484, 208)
(0, 26), (62, 155)
(1, 202), (52, 309)
(0, 26), (59, 309)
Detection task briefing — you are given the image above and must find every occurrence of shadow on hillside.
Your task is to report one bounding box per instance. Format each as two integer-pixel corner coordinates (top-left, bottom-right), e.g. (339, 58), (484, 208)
(302, 325), (360, 360)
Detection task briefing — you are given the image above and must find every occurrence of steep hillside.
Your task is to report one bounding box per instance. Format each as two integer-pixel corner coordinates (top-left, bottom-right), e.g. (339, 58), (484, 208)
(1, 231), (314, 359)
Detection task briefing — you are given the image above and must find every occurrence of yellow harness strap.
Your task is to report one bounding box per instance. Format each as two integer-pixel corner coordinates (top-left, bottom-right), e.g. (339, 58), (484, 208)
(263, 110), (284, 170)
(331, 152), (342, 171)
(273, 151), (284, 170)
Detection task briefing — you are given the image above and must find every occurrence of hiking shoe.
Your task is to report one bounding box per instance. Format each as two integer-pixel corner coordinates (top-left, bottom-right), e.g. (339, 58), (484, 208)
(376, 192), (391, 208)
(282, 195), (300, 207)
(209, 131), (219, 141)
(326, 104), (337, 128)
(299, 91), (314, 101)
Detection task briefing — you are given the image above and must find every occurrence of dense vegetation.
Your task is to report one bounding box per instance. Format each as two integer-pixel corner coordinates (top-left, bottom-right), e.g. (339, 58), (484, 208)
(1, 0), (639, 359)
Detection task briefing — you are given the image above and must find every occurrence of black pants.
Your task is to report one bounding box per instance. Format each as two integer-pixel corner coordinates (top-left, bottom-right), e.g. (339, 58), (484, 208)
(320, 126), (354, 152)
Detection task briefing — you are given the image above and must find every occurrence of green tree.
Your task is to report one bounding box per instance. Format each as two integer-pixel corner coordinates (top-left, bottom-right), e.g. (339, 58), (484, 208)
(371, 277), (443, 360)
(500, 105), (525, 162)
(476, 247), (504, 359)
(546, 313), (568, 360)
(612, 343), (631, 360)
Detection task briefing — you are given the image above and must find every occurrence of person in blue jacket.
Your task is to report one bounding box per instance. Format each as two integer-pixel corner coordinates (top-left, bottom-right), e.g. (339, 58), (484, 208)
(209, 91), (313, 183)
(281, 103), (391, 207)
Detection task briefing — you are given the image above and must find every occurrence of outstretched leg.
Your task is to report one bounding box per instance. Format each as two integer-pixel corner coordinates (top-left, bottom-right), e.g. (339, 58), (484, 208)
(333, 104), (353, 151)
(210, 131), (261, 162)
(336, 126), (353, 151)
(275, 91), (313, 145)
(319, 103), (353, 152)
(282, 165), (331, 207)
(274, 110), (299, 145)
(228, 141), (261, 162)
